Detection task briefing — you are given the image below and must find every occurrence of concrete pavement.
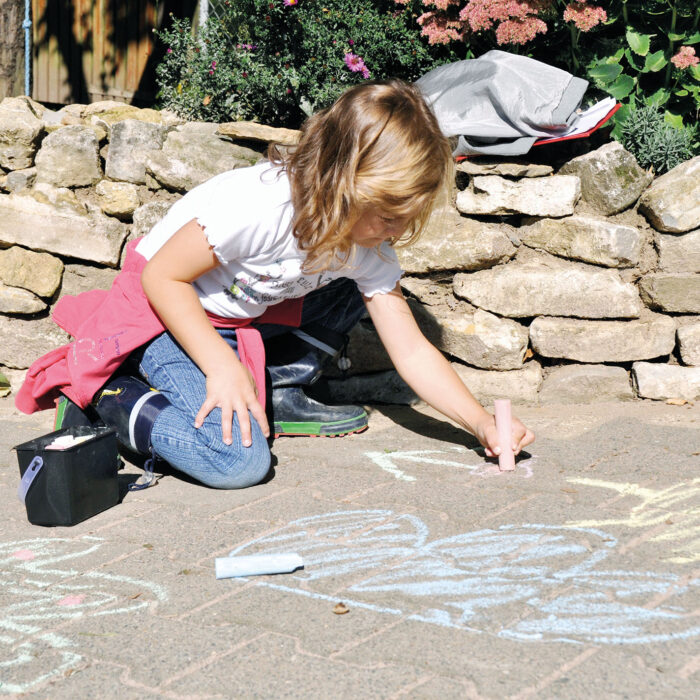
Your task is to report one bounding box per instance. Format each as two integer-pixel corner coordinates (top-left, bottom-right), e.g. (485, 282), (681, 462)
(1, 396), (699, 698)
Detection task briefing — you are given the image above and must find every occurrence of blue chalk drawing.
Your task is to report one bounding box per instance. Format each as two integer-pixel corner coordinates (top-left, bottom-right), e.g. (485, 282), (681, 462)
(228, 510), (700, 645)
(0, 537), (168, 695)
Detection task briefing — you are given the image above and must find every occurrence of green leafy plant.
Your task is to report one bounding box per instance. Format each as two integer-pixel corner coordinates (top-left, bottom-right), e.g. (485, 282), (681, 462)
(154, 1), (459, 126)
(585, 1), (699, 132)
(617, 103), (697, 173)
(0, 371), (10, 398)
(394, 1), (700, 137)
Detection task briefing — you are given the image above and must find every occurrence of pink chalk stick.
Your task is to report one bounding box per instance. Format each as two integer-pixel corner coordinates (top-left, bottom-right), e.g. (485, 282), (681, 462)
(494, 399), (515, 472)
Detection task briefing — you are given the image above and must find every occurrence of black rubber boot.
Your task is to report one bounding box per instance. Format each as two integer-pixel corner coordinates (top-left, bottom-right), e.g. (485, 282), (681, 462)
(93, 376), (170, 455)
(270, 387), (369, 437)
(266, 326), (368, 438)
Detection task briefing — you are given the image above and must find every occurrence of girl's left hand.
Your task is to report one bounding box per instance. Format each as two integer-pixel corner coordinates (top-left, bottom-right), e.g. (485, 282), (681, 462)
(473, 412), (535, 459)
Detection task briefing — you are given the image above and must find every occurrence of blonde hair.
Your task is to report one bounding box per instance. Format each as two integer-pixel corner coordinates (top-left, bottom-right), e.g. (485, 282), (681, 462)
(270, 79), (453, 272)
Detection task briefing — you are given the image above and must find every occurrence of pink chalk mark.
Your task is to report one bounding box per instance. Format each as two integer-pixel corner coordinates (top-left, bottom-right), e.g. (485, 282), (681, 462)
(474, 460), (533, 479)
(475, 464), (503, 478)
(57, 594), (86, 606)
(13, 549), (35, 560)
(494, 399), (515, 472)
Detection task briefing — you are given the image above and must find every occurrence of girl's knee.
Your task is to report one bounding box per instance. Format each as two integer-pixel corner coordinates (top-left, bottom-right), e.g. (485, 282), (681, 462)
(197, 430), (271, 489)
(213, 442), (270, 489)
(150, 408), (271, 489)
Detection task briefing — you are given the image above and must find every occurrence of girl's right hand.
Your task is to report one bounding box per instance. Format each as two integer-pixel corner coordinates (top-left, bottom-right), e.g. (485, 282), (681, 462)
(472, 412), (534, 458)
(194, 363), (270, 448)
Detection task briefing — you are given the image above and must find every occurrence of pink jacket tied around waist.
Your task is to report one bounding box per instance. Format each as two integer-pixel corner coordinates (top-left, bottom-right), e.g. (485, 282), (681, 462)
(15, 238), (302, 414)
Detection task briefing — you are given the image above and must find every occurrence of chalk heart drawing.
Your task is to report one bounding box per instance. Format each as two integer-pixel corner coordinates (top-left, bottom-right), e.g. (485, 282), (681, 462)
(365, 446), (534, 482)
(229, 510), (700, 645)
(566, 478), (700, 565)
(0, 537), (167, 695)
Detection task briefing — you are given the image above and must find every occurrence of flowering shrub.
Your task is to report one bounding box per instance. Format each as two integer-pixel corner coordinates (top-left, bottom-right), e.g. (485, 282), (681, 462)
(460, 0), (551, 45)
(671, 45), (699, 70)
(562, 2), (607, 33)
(154, 1), (459, 126)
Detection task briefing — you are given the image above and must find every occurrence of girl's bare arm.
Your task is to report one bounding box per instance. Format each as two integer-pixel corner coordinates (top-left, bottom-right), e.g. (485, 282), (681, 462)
(140, 218), (269, 447)
(364, 283), (534, 456)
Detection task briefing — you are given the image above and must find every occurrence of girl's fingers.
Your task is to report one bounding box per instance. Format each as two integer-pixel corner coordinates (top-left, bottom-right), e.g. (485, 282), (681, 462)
(479, 422), (501, 458)
(249, 399), (270, 438)
(520, 429), (536, 451)
(194, 398), (216, 428)
(237, 402), (252, 448)
(220, 404), (234, 445)
(512, 427), (535, 455)
(196, 383), (266, 448)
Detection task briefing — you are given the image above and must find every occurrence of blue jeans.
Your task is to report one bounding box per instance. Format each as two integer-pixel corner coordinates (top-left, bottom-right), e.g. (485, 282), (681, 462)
(138, 278), (366, 489)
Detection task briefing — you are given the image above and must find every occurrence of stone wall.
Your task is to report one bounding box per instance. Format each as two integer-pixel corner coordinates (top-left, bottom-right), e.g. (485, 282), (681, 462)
(1, 95), (699, 407)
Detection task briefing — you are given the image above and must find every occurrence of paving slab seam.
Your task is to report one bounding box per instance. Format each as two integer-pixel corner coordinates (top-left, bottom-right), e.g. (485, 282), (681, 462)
(386, 673), (436, 699)
(677, 652), (700, 679)
(618, 522), (675, 555)
(13, 658), (94, 697)
(278, 630), (422, 673)
(324, 548), (430, 598)
(509, 646), (600, 700)
(339, 479), (412, 503)
(499, 583), (577, 635)
(645, 569), (699, 609)
(389, 673), (433, 697)
(174, 580), (258, 621)
(86, 504), (166, 533)
(390, 674), (485, 700)
(258, 580), (404, 619)
(328, 615), (409, 660)
(211, 488), (295, 521)
(158, 634), (267, 691)
(97, 640), (264, 699)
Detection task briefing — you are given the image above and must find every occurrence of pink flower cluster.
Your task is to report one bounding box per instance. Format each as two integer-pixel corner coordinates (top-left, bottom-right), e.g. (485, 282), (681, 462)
(458, 0), (552, 33)
(344, 53), (371, 79)
(671, 45), (699, 70)
(394, 0), (605, 46)
(562, 2), (607, 32)
(417, 12), (465, 45)
(494, 17), (547, 45)
(428, 0), (461, 10)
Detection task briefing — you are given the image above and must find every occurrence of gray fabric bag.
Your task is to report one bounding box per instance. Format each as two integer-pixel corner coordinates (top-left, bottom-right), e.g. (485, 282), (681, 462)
(415, 50), (589, 157)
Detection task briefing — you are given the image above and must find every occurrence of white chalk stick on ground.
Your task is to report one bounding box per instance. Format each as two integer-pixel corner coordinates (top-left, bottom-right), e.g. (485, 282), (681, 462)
(494, 399), (516, 472)
(215, 553), (304, 579)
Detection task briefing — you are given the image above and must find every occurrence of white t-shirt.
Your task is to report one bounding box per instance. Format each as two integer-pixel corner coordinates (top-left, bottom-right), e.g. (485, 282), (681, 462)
(136, 162), (402, 319)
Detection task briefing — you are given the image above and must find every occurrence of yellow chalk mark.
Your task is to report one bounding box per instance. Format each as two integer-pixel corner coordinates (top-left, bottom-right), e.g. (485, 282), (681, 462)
(565, 478), (700, 564)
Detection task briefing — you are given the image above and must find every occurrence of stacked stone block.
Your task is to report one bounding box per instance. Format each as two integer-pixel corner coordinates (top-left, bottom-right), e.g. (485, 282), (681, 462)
(0, 94), (698, 406)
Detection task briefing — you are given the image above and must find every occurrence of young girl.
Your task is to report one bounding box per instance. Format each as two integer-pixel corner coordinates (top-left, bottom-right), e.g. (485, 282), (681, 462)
(18, 79), (534, 489)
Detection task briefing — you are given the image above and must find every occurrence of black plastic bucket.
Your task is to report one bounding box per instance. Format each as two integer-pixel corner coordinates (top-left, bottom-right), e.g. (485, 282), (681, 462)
(14, 425), (120, 526)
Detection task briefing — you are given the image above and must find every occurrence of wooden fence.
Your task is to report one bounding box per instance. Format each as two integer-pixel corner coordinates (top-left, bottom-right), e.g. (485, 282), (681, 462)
(32, 0), (197, 105)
